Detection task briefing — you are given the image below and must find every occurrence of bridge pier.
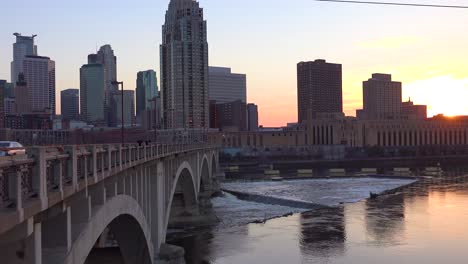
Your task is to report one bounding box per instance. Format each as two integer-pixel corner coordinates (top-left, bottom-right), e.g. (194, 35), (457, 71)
(41, 207), (71, 264)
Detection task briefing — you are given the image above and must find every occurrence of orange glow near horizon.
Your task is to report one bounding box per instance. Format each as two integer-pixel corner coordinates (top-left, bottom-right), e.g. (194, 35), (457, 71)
(255, 72), (468, 127)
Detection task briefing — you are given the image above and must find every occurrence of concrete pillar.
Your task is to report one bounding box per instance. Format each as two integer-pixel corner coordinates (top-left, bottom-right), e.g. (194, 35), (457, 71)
(29, 147), (48, 210)
(119, 145), (123, 170)
(34, 223), (42, 264)
(70, 196), (91, 228)
(54, 161), (64, 195)
(81, 156), (88, 197)
(101, 151), (105, 179)
(64, 146), (78, 192)
(8, 169), (23, 220)
(154, 162), (166, 253)
(107, 145), (112, 172)
(41, 207), (71, 252)
(89, 183), (106, 208)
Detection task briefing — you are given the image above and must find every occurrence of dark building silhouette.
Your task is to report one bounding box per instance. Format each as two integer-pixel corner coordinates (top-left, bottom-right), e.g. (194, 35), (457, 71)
(214, 100), (247, 132)
(247, 103), (259, 131)
(61, 89), (79, 121)
(402, 99), (427, 120)
(297, 59), (342, 123)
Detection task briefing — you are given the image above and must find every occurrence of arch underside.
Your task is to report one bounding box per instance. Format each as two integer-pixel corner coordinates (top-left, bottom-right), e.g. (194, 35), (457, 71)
(65, 195), (153, 264)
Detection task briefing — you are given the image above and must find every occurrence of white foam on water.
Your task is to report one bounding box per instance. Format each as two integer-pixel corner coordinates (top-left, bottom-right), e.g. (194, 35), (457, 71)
(213, 177), (416, 227)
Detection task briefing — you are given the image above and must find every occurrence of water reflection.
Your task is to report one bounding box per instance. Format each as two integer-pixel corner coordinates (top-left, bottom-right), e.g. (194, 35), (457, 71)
(365, 193), (405, 246)
(170, 173), (468, 264)
(299, 207), (346, 259)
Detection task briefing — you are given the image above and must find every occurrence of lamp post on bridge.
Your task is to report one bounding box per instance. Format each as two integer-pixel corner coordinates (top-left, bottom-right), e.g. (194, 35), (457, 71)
(148, 97), (158, 143)
(112, 81), (125, 145)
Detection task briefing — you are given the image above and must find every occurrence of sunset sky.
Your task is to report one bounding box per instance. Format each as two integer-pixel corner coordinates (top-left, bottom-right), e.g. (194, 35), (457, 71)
(1, 0), (468, 127)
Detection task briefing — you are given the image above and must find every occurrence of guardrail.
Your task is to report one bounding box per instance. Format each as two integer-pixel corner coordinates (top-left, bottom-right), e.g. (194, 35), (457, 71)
(0, 143), (216, 230)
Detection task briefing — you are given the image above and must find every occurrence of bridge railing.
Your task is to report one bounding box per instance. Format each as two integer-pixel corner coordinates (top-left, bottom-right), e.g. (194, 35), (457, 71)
(0, 143), (216, 235)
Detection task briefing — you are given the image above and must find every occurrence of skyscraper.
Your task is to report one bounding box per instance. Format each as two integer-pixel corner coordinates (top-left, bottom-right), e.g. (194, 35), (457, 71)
(14, 74), (30, 114)
(11, 33), (37, 83)
(161, 0), (209, 129)
(209, 67), (247, 104)
(215, 100), (247, 132)
(247, 103), (259, 131)
(61, 89), (80, 121)
(113, 90), (135, 127)
(297, 59), (343, 123)
(136, 70), (158, 117)
(80, 64), (105, 124)
(23, 55), (56, 115)
(88, 45), (118, 125)
(361, 74), (402, 120)
(0, 81), (14, 99)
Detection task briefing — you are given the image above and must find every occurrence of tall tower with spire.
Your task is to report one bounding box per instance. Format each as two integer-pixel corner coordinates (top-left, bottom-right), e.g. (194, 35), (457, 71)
(160, 0), (209, 129)
(11, 33), (38, 84)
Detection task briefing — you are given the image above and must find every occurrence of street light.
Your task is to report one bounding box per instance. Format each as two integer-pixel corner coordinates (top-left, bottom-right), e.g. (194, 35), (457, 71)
(148, 97), (158, 143)
(112, 81), (124, 145)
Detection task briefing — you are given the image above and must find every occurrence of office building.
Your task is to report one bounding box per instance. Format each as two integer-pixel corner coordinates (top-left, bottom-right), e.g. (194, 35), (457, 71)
(88, 45), (118, 125)
(361, 74), (402, 120)
(209, 67), (247, 104)
(11, 33), (38, 84)
(14, 74), (30, 114)
(112, 90), (135, 127)
(161, 0), (209, 129)
(0, 80), (14, 98)
(4, 98), (16, 115)
(215, 100), (247, 132)
(136, 70), (158, 117)
(247, 103), (259, 131)
(23, 55), (56, 115)
(402, 99), (427, 120)
(61, 89), (80, 121)
(80, 64), (105, 125)
(297, 59), (343, 123)
(141, 96), (162, 130)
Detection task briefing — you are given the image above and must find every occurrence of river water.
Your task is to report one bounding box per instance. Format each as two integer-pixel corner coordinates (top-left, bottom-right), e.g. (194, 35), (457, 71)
(168, 174), (468, 264)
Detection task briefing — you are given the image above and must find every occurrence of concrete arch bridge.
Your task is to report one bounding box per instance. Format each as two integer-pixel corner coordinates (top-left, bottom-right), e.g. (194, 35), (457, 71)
(0, 143), (220, 264)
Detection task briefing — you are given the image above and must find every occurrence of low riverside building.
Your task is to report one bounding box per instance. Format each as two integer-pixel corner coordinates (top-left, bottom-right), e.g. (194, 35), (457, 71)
(209, 115), (468, 149)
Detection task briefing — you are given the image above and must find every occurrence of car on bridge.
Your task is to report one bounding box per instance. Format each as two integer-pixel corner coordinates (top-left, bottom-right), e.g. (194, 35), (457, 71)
(0, 141), (26, 156)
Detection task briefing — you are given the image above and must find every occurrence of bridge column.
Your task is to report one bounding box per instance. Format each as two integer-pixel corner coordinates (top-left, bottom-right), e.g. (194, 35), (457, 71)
(41, 207), (72, 263)
(152, 161), (165, 255)
(33, 222), (42, 264)
(29, 147), (48, 210)
(88, 146), (97, 183)
(118, 145), (123, 170)
(64, 146), (78, 192)
(8, 167), (24, 221)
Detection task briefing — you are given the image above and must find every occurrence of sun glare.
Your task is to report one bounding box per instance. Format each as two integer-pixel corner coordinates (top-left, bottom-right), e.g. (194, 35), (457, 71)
(404, 76), (468, 117)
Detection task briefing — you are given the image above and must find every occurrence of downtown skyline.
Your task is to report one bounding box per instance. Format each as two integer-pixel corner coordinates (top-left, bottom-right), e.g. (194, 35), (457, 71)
(1, 0), (468, 126)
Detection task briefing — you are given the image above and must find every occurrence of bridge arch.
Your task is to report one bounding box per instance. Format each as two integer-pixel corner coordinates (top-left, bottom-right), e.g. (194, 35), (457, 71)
(65, 195), (153, 264)
(164, 161), (198, 232)
(200, 155), (211, 192)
